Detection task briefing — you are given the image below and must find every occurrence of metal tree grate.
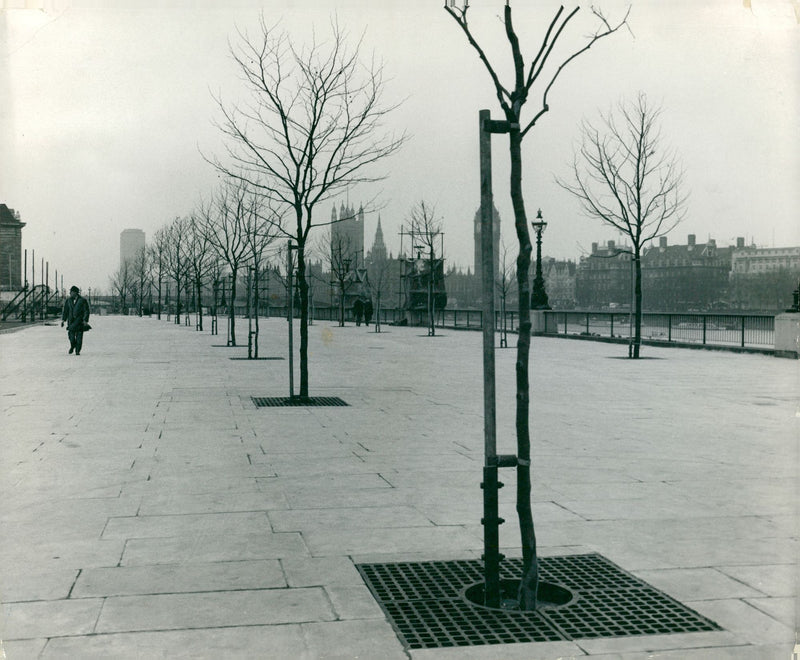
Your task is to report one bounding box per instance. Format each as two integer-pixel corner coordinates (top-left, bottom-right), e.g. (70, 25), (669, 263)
(251, 396), (349, 407)
(357, 553), (721, 650)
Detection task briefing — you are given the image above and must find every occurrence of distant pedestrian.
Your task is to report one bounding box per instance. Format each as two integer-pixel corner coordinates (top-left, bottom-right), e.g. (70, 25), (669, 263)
(353, 298), (364, 326)
(61, 286), (91, 355)
(363, 299), (373, 326)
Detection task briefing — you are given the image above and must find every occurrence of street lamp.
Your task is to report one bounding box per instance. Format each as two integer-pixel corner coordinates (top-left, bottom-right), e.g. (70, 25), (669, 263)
(415, 243), (436, 336)
(530, 209), (550, 310)
(340, 257), (351, 327)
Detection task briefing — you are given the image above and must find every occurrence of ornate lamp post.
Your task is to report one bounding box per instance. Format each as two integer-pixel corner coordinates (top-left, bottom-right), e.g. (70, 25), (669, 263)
(530, 209), (550, 310)
(340, 257), (351, 327)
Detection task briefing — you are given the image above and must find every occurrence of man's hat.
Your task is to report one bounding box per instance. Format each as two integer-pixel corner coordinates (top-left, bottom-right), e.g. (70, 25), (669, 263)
(70, 286), (80, 293)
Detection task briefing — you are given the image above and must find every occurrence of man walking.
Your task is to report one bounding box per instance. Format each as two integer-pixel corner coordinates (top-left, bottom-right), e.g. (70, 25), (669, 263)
(61, 286), (90, 355)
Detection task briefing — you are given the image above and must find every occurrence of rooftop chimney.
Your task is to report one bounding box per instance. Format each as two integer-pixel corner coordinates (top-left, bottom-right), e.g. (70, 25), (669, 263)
(736, 237), (745, 248)
(659, 237), (667, 248)
(688, 234), (696, 246)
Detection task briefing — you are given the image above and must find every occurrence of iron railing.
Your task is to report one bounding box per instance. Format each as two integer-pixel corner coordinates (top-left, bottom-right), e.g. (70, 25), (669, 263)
(237, 305), (777, 350)
(542, 311), (774, 349)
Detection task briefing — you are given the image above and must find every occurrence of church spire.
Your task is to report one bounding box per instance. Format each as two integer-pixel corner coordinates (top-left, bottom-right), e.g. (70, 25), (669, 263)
(368, 215), (388, 263)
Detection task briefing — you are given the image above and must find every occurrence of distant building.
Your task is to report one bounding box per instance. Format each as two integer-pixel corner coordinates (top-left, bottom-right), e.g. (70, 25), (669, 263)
(641, 235), (733, 310)
(330, 203), (365, 269)
(575, 240), (633, 308)
(120, 229), (145, 270)
(542, 259), (577, 309)
(729, 241), (800, 310)
(366, 215), (387, 264)
(731, 243), (800, 274)
(473, 203), (501, 284)
(575, 235), (736, 311)
(363, 216), (405, 308)
(0, 204), (25, 291)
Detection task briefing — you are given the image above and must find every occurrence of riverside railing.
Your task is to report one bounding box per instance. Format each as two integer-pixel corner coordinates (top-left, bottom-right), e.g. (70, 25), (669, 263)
(542, 311), (774, 349)
(265, 305), (775, 350)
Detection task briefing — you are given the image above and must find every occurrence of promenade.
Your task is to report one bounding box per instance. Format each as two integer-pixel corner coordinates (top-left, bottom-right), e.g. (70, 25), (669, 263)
(0, 315), (796, 659)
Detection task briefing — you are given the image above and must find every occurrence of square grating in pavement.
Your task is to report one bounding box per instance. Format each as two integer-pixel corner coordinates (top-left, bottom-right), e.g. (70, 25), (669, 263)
(356, 553), (721, 650)
(251, 396), (348, 407)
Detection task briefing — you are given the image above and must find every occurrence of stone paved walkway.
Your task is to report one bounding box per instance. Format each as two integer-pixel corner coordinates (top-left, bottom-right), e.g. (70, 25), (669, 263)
(1, 315), (796, 659)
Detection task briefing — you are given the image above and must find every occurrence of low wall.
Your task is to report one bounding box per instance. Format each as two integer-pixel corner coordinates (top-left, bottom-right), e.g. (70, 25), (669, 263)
(774, 313), (800, 358)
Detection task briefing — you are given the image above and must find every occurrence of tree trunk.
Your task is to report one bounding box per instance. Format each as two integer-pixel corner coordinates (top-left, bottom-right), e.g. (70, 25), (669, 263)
(508, 128), (539, 611)
(298, 246), (310, 399)
(253, 268), (259, 358)
(229, 270), (237, 346)
(175, 276), (181, 325)
(339, 285), (345, 327)
(429, 275), (435, 336)
(196, 277), (204, 332)
(633, 253), (642, 358)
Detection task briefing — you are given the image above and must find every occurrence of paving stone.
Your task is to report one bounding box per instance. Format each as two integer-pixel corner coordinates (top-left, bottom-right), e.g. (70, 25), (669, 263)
(280, 485), (401, 509)
(121, 531), (308, 565)
(408, 640), (584, 659)
(579, 643), (792, 660)
(558, 494), (720, 521)
(686, 598), (795, 646)
(0, 496), (141, 525)
(0, 638), (47, 660)
(101, 511), (271, 539)
(325, 585), (385, 620)
(743, 596), (796, 628)
(248, 454), (375, 476)
(40, 625), (309, 659)
(281, 556), (366, 587)
(576, 631), (743, 656)
(633, 567), (766, 601)
(0, 567), (78, 602)
(269, 505), (433, 531)
(136, 490), (288, 516)
(278, 472), (394, 493)
(2, 598), (103, 640)
(72, 560), (286, 597)
(0, 538), (126, 571)
(717, 563), (797, 597)
(123, 472), (267, 496)
(96, 587), (335, 633)
(301, 525), (480, 557)
(301, 620), (407, 660)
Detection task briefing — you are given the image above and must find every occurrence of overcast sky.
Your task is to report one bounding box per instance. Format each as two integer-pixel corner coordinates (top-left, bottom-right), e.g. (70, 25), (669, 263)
(1, 0), (798, 292)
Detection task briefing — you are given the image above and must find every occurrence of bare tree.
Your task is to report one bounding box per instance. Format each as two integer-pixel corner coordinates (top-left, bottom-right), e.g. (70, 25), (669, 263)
(558, 93), (686, 358)
(366, 253), (393, 333)
(149, 227), (169, 320)
(109, 262), (132, 314)
(407, 201), (444, 337)
(326, 232), (357, 327)
(244, 203), (281, 356)
(163, 216), (192, 325)
(497, 240), (517, 348)
(187, 214), (216, 332)
(210, 16), (405, 399)
(445, 1), (629, 610)
(129, 246), (151, 317)
(198, 181), (253, 346)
